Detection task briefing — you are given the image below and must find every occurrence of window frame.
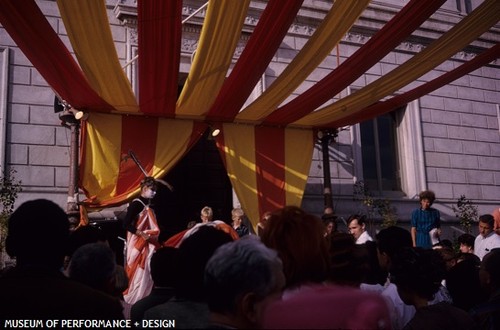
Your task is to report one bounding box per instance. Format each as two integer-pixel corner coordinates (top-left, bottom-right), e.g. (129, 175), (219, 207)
(351, 99), (427, 198)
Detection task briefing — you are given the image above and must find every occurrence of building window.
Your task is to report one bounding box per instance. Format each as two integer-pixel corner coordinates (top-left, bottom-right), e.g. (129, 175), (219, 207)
(360, 113), (401, 193)
(352, 100), (427, 198)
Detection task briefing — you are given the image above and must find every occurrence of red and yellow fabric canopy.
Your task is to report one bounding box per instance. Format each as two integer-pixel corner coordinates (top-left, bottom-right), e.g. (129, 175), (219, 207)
(0, 0), (498, 227)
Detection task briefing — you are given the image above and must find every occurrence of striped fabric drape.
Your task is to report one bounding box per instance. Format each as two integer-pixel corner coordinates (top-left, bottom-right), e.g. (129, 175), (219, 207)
(80, 113), (206, 208)
(205, 0), (304, 121)
(0, 0), (111, 110)
(175, 0), (251, 118)
(294, 0), (500, 127)
(334, 43), (500, 127)
(216, 124), (313, 228)
(236, 0), (371, 122)
(0, 0), (497, 219)
(263, 0), (448, 125)
(57, 0), (138, 113)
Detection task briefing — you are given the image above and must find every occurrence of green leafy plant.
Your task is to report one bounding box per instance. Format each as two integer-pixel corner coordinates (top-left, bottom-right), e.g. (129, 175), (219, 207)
(452, 195), (478, 234)
(0, 168), (22, 253)
(353, 180), (398, 229)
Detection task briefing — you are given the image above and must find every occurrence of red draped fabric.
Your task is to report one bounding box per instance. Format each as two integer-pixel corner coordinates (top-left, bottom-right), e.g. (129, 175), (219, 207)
(334, 43), (500, 127)
(0, 0), (111, 111)
(255, 126), (287, 216)
(262, 0), (447, 125)
(205, 0), (304, 121)
(138, 0), (182, 116)
(115, 116), (159, 195)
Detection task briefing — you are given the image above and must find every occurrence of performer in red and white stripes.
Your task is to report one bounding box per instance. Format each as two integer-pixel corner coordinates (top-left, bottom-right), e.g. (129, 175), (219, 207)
(122, 177), (160, 304)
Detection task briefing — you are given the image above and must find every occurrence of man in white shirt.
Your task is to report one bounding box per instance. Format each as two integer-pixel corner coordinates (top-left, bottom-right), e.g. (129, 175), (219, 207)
(474, 214), (500, 261)
(347, 214), (373, 244)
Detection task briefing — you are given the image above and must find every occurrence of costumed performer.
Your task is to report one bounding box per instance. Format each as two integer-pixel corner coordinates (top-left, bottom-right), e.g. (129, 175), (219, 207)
(123, 177), (160, 304)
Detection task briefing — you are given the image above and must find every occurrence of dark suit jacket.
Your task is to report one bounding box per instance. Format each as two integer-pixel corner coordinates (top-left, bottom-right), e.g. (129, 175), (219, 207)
(0, 266), (124, 319)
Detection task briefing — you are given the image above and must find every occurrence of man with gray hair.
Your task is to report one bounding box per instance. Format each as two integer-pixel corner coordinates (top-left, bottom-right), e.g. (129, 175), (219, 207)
(231, 207), (249, 237)
(204, 236), (285, 329)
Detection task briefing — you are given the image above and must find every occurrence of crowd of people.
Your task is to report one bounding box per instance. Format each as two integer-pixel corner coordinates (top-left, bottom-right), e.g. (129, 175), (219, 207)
(1, 186), (500, 329)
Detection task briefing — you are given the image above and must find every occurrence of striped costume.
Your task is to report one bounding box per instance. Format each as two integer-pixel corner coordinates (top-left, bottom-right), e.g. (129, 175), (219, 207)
(123, 199), (160, 304)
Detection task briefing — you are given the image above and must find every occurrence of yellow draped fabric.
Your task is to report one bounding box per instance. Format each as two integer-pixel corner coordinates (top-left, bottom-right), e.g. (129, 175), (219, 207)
(176, 0), (250, 117)
(217, 123), (313, 229)
(57, 0), (138, 113)
(152, 119), (198, 178)
(294, 0), (500, 126)
(236, 0), (370, 122)
(81, 113), (123, 200)
(218, 124), (260, 226)
(284, 128), (314, 206)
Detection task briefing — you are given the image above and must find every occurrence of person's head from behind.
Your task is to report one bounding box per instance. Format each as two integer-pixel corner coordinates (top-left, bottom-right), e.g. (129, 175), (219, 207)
(390, 247), (446, 306)
(479, 248), (500, 295)
(347, 214), (367, 241)
(327, 232), (358, 287)
(354, 241), (388, 286)
(435, 247), (457, 271)
(150, 246), (178, 288)
(200, 206), (213, 223)
(478, 214), (494, 238)
(66, 225), (108, 259)
(419, 190), (436, 210)
(445, 254), (484, 311)
(260, 206), (330, 289)
(140, 177), (157, 199)
(6, 199), (69, 269)
(433, 239), (453, 250)
(204, 236), (285, 329)
(456, 252), (480, 265)
(375, 226), (412, 271)
(68, 242), (117, 294)
(457, 233), (475, 253)
(176, 225), (233, 301)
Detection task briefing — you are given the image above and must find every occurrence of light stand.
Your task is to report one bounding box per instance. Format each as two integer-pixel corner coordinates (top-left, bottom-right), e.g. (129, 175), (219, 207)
(56, 98), (86, 229)
(317, 129), (338, 215)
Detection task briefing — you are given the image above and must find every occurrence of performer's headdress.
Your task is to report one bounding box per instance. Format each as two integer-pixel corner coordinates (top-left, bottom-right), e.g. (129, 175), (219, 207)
(141, 177), (157, 190)
(128, 150), (174, 192)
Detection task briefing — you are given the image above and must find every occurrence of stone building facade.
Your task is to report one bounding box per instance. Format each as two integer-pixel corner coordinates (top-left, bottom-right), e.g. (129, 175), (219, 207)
(0, 0), (499, 237)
